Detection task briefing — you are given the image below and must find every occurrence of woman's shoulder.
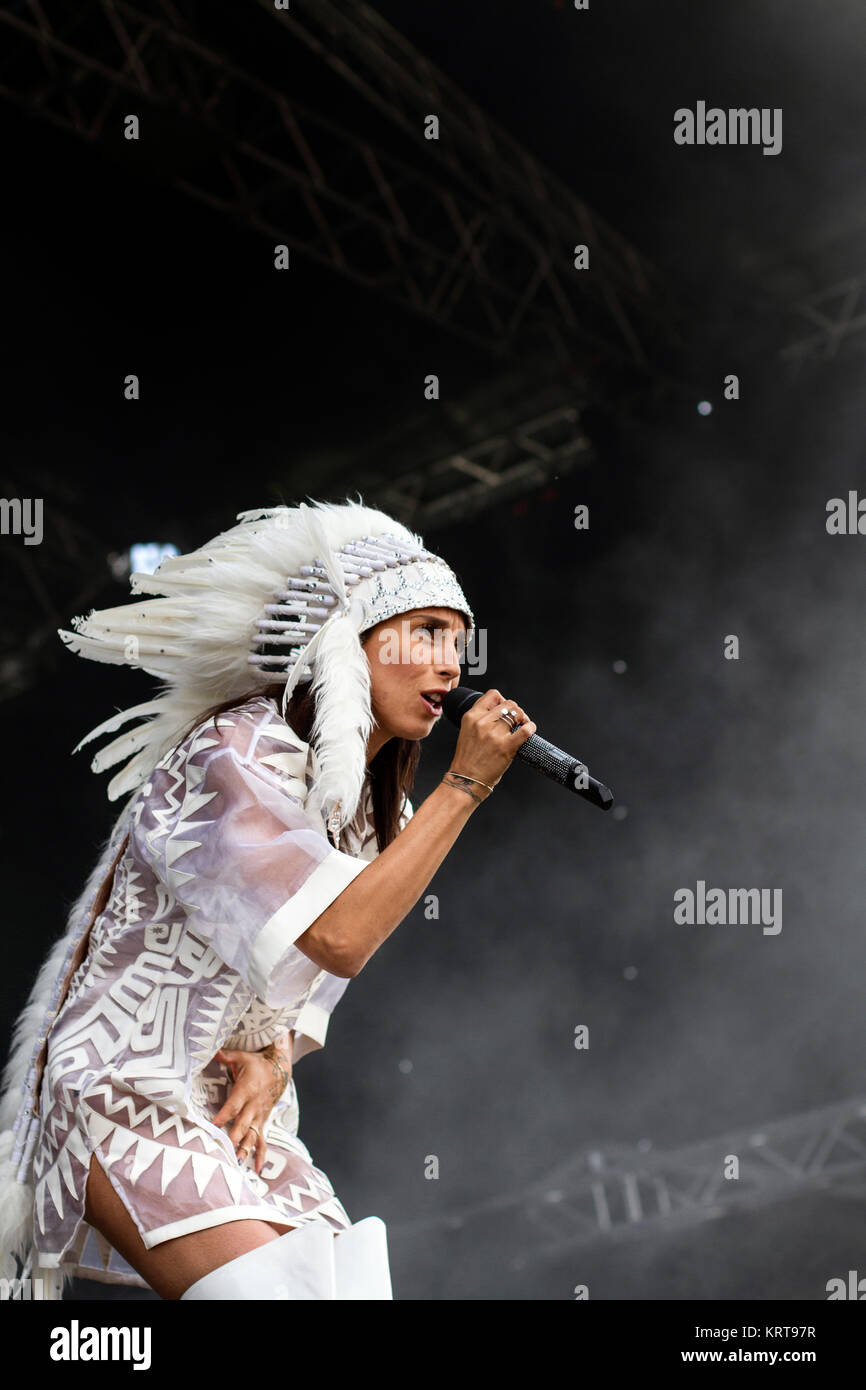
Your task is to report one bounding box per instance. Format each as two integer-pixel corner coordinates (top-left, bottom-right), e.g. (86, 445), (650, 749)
(180, 693), (312, 784)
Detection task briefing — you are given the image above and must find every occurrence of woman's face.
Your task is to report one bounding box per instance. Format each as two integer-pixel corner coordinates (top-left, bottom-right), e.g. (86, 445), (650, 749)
(361, 606), (467, 756)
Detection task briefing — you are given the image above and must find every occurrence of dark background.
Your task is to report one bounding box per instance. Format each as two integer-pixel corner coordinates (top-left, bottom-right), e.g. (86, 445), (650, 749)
(2, 0), (865, 1301)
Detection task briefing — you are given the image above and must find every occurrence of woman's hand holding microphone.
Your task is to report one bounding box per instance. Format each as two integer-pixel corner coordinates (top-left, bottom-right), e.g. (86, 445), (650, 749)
(442, 688), (536, 805)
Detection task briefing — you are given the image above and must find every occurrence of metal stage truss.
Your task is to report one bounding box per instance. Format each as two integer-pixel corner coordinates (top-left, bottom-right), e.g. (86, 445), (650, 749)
(0, 1), (679, 687)
(360, 401), (592, 529)
(780, 274), (866, 377)
(388, 1096), (866, 1263)
(0, 0), (684, 372)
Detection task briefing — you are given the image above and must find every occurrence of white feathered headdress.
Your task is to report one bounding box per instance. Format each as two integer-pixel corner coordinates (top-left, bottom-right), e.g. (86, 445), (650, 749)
(58, 497), (475, 837)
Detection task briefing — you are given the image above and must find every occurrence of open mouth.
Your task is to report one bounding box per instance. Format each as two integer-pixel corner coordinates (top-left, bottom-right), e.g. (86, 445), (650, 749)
(420, 692), (443, 717)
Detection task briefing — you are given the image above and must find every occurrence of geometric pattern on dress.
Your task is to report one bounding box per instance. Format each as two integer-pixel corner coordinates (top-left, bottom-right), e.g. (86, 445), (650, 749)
(27, 696), (413, 1287)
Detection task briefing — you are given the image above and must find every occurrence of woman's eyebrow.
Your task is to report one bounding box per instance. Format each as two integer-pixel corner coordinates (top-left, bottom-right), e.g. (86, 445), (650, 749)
(413, 615), (459, 629)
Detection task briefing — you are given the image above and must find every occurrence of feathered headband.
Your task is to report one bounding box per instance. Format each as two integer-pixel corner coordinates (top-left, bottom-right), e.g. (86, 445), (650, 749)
(58, 499), (475, 835)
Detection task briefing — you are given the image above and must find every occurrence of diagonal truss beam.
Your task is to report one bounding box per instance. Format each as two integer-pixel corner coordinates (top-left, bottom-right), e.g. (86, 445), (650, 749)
(269, 0), (677, 365)
(779, 274), (866, 376)
(0, 0), (682, 369)
(363, 402), (592, 528)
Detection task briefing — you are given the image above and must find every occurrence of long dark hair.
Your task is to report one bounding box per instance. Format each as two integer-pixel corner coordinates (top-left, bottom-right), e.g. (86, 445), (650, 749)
(179, 667), (420, 854)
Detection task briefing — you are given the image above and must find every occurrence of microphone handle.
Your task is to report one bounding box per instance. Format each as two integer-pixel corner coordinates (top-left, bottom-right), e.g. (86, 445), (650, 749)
(516, 734), (614, 811)
(440, 685), (614, 812)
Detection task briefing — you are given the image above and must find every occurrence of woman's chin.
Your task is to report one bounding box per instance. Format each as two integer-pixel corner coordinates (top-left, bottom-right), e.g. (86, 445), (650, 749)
(376, 705), (439, 741)
(398, 712), (436, 739)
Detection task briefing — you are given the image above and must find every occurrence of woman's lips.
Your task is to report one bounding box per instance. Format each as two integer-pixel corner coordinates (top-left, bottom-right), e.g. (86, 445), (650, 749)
(419, 693), (442, 717)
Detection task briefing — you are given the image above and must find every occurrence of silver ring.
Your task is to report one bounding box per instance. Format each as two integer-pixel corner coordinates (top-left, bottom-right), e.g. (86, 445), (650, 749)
(498, 709), (520, 732)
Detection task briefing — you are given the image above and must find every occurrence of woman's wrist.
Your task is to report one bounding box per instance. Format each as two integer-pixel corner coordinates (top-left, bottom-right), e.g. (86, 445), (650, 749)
(441, 770), (495, 805)
(259, 1029), (293, 1062)
(260, 1037), (292, 1103)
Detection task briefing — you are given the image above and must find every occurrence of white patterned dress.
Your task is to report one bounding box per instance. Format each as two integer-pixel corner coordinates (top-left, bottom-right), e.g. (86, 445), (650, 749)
(21, 695), (411, 1288)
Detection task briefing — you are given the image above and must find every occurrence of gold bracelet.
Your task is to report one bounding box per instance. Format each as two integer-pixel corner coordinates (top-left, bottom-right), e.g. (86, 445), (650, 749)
(442, 771), (494, 805)
(449, 771), (496, 793)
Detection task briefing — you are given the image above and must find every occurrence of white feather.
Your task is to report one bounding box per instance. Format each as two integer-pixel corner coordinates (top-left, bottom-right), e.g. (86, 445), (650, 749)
(305, 612), (375, 827)
(298, 501), (350, 609)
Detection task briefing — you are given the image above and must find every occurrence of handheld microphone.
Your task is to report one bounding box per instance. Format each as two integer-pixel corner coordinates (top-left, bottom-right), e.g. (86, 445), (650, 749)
(440, 685), (614, 811)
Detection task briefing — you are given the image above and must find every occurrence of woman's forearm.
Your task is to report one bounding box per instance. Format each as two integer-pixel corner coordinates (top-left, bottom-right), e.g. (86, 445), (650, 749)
(299, 777), (483, 978)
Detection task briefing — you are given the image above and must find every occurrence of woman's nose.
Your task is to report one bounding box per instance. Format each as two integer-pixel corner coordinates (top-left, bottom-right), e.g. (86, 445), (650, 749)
(435, 636), (462, 676)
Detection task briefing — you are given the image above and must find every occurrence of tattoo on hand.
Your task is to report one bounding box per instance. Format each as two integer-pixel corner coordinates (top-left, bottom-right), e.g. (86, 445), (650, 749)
(260, 1041), (291, 1104)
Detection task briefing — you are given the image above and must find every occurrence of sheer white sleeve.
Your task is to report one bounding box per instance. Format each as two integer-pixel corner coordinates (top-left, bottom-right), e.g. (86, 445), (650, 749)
(134, 710), (369, 1008)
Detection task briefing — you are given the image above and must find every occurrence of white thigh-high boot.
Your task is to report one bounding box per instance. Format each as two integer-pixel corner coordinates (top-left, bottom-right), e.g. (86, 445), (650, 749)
(180, 1221), (336, 1300)
(332, 1216), (393, 1300)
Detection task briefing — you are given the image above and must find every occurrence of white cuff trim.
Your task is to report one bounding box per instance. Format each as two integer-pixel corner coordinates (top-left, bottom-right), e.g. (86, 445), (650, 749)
(291, 1000), (331, 1062)
(142, 1205), (292, 1248)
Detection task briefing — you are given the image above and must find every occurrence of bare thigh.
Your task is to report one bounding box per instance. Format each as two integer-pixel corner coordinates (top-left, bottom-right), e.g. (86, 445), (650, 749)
(84, 1153), (296, 1300)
